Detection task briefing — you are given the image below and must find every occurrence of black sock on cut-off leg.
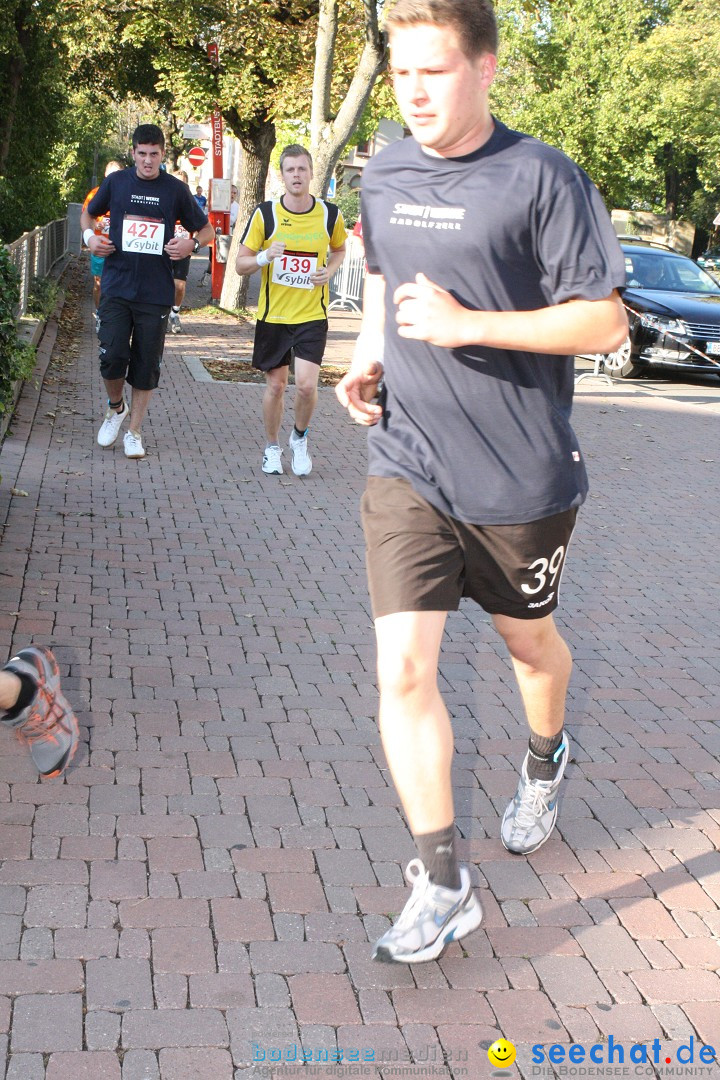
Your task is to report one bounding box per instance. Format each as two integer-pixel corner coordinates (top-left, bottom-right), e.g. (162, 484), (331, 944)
(2, 671), (36, 719)
(527, 729), (564, 782)
(413, 824), (461, 890)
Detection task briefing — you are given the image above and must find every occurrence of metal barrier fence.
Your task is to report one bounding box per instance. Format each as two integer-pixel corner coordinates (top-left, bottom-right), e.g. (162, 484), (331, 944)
(329, 236), (366, 312)
(5, 217), (70, 318)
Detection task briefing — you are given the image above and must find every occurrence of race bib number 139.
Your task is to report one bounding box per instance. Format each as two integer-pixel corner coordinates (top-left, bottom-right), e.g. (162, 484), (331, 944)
(122, 214), (165, 255)
(272, 249), (318, 290)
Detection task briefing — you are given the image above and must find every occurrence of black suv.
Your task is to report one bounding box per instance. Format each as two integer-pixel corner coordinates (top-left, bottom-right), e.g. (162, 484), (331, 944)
(602, 239), (720, 378)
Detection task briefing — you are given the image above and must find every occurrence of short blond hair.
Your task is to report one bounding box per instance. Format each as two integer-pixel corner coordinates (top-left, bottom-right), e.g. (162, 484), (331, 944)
(280, 145), (313, 171)
(385, 0), (498, 57)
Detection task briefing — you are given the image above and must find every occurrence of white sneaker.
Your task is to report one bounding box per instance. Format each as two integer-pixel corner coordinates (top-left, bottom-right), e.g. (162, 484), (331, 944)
(123, 429), (145, 459)
(93, 310), (100, 335)
(262, 445), (283, 474)
(97, 399), (129, 447)
(372, 860), (483, 964)
(501, 736), (570, 855)
(169, 311), (181, 334)
(289, 428), (312, 476)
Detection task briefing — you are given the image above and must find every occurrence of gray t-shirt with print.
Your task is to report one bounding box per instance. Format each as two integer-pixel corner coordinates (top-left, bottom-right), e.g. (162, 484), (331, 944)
(361, 120), (626, 525)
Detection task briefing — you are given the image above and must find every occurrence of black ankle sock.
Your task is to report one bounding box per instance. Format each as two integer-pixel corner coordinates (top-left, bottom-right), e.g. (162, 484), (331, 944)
(414, 825), (461, 890)
(527, 729), (565, 782)
(293, 425), (307, 439)
(3, 671), (36, 719)
(108, 398), (124, 411)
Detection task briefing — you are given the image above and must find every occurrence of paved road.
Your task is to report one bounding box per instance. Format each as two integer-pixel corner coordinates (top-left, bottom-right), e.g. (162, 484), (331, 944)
(0, 255), (718, 1079)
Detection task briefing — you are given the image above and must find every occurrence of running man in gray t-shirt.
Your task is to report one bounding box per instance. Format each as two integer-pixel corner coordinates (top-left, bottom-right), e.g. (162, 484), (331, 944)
(336, 0), (628, 965)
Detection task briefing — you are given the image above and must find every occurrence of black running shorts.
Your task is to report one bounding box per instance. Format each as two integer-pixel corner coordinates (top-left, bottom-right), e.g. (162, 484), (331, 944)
(252, 319), (328, 371)
(361, 476), (577, 621)
(172, 256), (191, 282)
(97, 296), (170, 391)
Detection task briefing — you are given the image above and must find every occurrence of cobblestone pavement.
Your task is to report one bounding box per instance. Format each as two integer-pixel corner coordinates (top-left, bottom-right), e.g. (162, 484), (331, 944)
(0, 255), (718, 1079)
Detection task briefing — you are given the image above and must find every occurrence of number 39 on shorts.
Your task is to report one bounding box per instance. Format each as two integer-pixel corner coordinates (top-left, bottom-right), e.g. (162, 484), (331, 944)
(521, 545), (566, 596)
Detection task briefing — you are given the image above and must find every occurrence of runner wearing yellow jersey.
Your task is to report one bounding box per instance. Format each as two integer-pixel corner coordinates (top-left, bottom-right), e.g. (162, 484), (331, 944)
(236, 146), (347, 477)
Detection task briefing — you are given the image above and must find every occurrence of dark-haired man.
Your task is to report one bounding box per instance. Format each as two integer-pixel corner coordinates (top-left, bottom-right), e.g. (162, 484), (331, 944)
(236, 145), (347, 477)
(336, 0), (628, 963)
(81, 124), (214, 458)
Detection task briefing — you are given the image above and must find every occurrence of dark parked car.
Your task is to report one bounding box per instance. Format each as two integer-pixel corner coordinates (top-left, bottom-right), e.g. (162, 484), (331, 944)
(601, 239), (720, 379)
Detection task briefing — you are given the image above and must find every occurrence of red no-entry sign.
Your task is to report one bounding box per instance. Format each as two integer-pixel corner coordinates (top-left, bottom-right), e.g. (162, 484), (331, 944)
(187, 147), (206, 168)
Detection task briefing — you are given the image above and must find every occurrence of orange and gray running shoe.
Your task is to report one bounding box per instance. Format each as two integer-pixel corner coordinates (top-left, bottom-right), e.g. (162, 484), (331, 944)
(2, 646), (79, 778)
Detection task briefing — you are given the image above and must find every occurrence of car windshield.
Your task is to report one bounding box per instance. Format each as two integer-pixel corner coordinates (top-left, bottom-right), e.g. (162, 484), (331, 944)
(623, 250), (720, 295)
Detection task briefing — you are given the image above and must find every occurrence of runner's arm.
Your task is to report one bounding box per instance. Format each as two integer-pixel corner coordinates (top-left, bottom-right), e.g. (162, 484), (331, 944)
(335, 270), (386, 426)
(235, 241), (286, 276)
(393, 273), (628, 355)
(80, 206), (115, 257)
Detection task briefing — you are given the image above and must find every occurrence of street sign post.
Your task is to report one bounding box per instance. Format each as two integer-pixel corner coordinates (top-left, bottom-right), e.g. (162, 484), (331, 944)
(187, 147), (207, 169)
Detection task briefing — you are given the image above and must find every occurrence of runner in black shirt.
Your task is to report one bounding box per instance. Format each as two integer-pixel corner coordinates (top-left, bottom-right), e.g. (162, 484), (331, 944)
(82, 125), (214, 459)
(336, 0), (628, 964)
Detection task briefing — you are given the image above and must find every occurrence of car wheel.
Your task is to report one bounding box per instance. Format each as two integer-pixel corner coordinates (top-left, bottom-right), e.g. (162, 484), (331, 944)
(602, 337), (643, 379)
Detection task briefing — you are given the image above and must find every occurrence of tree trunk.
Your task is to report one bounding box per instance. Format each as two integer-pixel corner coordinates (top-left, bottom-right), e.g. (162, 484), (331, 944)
(220, 117), (276, 311)
(662, 142), (679, 220)
(0, 9), (30, 176)
(309, 0), (387, 196)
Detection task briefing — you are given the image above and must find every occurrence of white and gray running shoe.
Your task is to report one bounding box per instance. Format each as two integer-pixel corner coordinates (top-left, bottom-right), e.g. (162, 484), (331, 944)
(289, 428), (312, 476)
(372, 859), (483, 964)
(262, 444), (283, 475)
(169, 311), (182, 334)
(501, 735), (570, 855)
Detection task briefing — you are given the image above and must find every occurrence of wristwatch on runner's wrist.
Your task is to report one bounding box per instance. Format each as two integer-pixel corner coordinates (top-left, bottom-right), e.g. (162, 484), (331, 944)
(192, 238), (201, 253)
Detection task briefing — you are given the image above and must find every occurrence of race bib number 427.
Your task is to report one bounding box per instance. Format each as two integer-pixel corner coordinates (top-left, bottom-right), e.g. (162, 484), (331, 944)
(122, 214), (165, 255)
(272, 249), (318, 290)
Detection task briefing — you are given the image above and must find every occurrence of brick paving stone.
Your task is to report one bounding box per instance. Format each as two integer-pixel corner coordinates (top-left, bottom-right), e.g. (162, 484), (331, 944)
(146, 838), (204, 874)
(121, 1008), (228, 1049)
(0, 960), (84, 995)
(654, 868), (718, 910)
(532, 956), (612, 1006)
(249, 942), (345, 975)
(91, 862), (148, 901)
(121, 1050), (160, 1080)
(665, 937), (720, 969)
(188, 972), (255, 1008)
(572, 924), (649, 970)
(177, 871), (238, 898)
(231, 847), (314, 874)
(152, 927), (216, 974)
(116, 816), (198, 839)
(118, 899), (209, 929)
(46, 1051), (121, 1079)
(54, 929), (118, 959)
(342, 943), (415, 991)
(587, 1003), (664, 1040)
(565, 872), (651, 898)
(158, 1048), (234, 1080)
(211, 899), (274, 942)
(486, 989), (567, 1043)
(85, 1010), (122, 1051)
(482, 861), (547, 900)
(226, 1007), (299, 1067)
(609, 896), (684, 939)
(630, 969), (720, 1003)
(86, 958), (154, 1011)
(438, 957), (507, 990)
(392, 989), (495, 1026)
(314, 849), (378, 887)
(289, 974), (362, 1025)
(266, 873), (328, 914)
(681, 1002), (720, 1044)
(6, 1054), (45, 1080)
(12, 994), (83, 1052)
(488, 927), (582, 957)
(24, 885), (88, 929)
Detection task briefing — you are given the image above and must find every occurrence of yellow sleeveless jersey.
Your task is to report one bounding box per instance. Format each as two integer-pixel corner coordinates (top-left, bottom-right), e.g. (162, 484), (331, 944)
(241, 197), (347, 324)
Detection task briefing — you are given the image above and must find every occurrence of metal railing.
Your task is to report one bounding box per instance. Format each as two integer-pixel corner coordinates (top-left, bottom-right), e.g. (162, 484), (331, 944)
(5, 217), (70, 318)
(329, 236), (366, 312)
